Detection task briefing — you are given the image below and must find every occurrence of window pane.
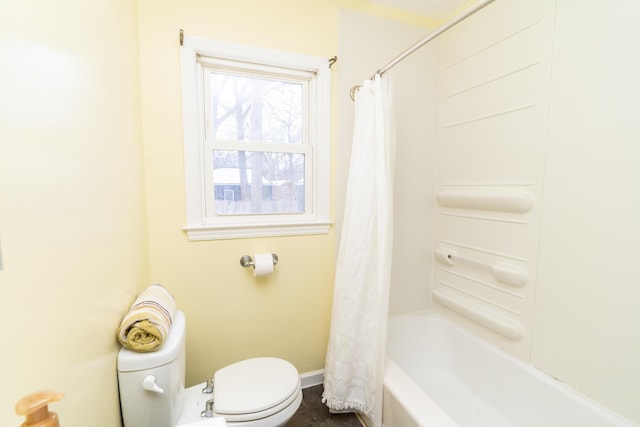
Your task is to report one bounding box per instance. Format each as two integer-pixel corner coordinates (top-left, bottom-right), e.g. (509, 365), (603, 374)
(210, 72), (303, 144)
(213, 150), (304, 215)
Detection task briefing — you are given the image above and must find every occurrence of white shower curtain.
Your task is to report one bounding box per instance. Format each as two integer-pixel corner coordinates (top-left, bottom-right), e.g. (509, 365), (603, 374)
(322, 74), (396, 426)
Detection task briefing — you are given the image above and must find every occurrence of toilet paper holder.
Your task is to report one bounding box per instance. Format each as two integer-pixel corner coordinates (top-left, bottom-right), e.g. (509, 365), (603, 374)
(240, 253), (279, 268)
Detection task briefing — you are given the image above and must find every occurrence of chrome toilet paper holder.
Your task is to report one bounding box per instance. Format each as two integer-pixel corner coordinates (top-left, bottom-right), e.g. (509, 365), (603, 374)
(240, 253), (279, 268)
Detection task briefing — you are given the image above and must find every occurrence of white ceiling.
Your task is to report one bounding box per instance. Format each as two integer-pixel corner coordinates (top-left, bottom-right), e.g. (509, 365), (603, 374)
(369, 0), (470, 20)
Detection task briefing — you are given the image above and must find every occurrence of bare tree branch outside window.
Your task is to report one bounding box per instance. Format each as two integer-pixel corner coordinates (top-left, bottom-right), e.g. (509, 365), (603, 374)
(210, 72), (305, 215)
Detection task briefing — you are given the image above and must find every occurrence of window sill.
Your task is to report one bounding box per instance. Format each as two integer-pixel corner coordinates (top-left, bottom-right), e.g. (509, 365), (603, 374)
(183, 221), (332, 241)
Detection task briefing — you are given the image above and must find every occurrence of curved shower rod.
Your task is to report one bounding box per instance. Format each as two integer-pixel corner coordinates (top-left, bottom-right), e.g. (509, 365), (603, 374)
(349, 0), (496, 101)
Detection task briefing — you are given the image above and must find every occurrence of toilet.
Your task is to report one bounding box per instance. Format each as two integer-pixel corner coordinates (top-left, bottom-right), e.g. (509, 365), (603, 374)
(117, 311), (303, 427)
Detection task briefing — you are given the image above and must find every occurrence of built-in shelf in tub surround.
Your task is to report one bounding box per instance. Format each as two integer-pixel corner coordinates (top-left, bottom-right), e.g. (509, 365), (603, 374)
(434, 247), (528, 287)
(432, 287), (524, 341)
(436, 190), (534, 213)
(491, 263), (527, 287)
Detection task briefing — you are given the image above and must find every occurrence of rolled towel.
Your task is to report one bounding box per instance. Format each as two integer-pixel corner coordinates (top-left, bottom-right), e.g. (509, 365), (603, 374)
(117, 284), (176, 352)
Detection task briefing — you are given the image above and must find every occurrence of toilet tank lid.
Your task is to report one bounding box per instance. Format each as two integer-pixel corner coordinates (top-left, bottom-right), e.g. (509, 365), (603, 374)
(117, 310), (186, 372)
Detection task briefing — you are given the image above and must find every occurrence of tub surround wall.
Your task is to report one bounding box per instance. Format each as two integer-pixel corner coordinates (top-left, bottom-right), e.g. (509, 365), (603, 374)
(433, 0), (554, 360)
(386, 27), (439, 316)
(430, 0), (640, 423)
(534, 0), (640, 423)
(337, 10), (438, 316)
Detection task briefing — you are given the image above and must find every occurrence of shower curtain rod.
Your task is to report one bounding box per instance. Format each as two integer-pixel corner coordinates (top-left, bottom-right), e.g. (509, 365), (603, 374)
(350, 0), (496, 101)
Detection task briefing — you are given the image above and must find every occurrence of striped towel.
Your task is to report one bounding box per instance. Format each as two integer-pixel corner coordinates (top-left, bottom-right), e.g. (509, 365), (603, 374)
(117, 284), (176, 352)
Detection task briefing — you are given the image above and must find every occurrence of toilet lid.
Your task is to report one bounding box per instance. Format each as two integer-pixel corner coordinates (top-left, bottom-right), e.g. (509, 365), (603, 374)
(214, 357), (300, 420)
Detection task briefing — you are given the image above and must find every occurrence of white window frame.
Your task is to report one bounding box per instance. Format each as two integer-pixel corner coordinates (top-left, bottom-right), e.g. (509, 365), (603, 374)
(180, 35), (331, 241)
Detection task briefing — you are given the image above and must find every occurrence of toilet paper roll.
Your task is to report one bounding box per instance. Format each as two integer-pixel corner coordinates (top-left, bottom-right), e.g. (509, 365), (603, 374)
(253, 253), (274, 277)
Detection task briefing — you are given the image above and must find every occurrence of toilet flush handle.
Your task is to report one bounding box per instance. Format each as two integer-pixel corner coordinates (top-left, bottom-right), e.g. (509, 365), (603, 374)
(142, 375), (164, 394)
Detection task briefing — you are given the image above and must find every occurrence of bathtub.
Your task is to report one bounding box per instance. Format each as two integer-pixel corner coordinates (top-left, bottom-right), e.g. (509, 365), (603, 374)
(383, 310), (635, 427)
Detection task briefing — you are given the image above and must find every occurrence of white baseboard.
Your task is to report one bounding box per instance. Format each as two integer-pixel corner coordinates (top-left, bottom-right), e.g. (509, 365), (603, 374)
(299, 369), (324, 389)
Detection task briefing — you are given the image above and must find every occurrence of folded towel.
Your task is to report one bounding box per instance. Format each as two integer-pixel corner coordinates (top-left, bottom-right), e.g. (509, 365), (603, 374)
(117, 284), (176, 352)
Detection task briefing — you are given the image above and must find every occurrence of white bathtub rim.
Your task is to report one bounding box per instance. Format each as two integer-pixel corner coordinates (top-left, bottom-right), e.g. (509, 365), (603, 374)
(387, 309), (637, 427)
(384, 358), (459, 427)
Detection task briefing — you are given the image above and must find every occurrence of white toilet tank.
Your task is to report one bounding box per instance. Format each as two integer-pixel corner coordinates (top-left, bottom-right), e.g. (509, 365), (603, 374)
(118, 310), (187, 427)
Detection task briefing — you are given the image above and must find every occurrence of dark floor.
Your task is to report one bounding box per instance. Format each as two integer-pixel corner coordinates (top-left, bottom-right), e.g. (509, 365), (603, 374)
(285, 385), (363, 427)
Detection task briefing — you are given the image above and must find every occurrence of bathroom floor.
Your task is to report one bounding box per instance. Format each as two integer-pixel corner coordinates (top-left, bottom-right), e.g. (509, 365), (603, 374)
(285, 385), (364, 427)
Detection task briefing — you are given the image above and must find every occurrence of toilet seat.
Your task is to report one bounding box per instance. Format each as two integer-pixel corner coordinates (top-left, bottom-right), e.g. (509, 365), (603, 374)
(213, 357), (301, 422)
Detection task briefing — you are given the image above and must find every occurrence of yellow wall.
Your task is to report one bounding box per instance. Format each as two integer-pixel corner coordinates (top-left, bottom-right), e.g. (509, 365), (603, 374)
(136, 0), (431, 386)
(0, 0), (148, 426)
(136, 0), (344, 385)
(0, 0), (430, 424)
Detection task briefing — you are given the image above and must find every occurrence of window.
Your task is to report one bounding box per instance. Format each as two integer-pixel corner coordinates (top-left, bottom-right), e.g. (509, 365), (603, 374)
(180, 36), (331, 240)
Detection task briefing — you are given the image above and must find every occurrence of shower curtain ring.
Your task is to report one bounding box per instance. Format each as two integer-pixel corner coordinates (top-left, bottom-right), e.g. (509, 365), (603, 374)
(350, 85), (362, 102)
